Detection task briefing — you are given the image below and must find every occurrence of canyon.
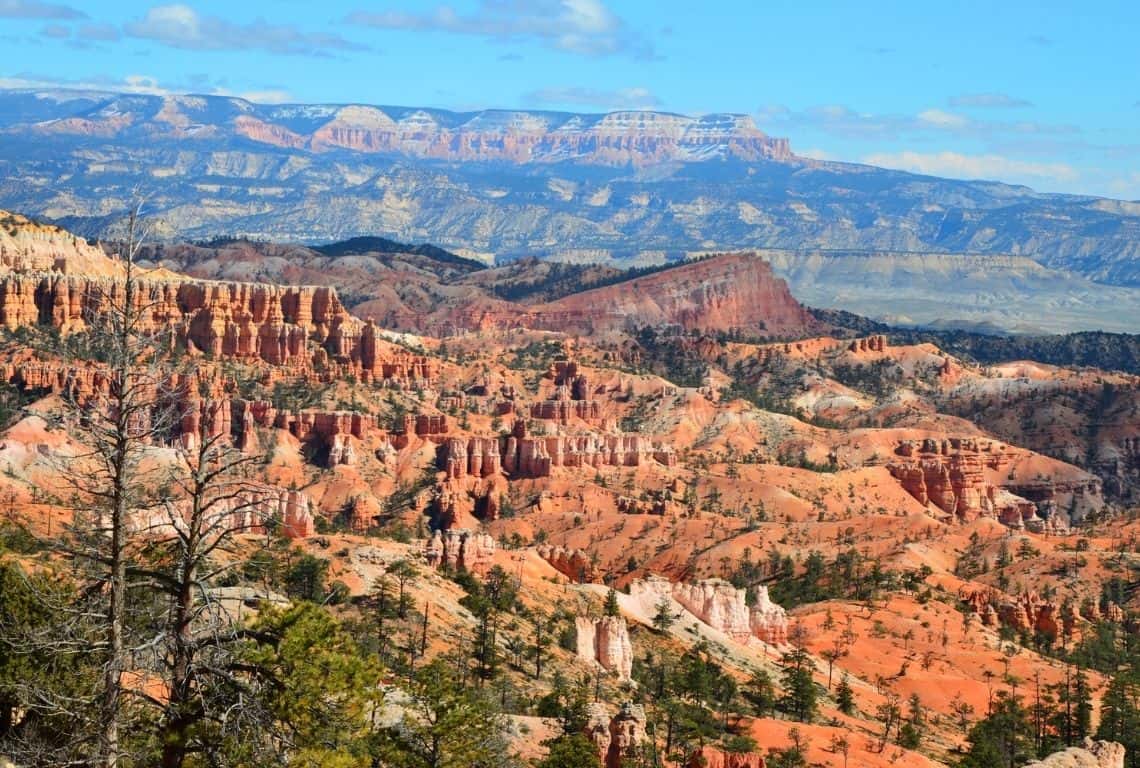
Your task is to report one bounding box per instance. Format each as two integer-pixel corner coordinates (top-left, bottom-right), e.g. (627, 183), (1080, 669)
(0, 211), (1137, 768)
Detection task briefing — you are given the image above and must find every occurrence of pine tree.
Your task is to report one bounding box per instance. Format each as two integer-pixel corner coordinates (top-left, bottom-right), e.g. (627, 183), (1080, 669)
(745, 668), (777, 717)
(835, 674), (856, 716)
(779, 647), (818, 723)
(652, 597), (676, 633)
(604, 587), (620, 617)
(537, 733), (602, 768)
(375, 657), (511, 768)
(1096, 672), (1139, 766)
(1074, 666), (1093, 742)
(959, 691), (1034, 768)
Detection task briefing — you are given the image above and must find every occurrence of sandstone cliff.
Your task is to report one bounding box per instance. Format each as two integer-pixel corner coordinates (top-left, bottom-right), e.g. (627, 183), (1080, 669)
(887, 437), (1102, 528)
(575, 615), (634, 680)
(0, 272), (435, 385)
(630, 576), (788, 646)
(584, 702), (647, 768)
(0, 210), (123, 276)
(525, 254), (817, 338)
(423, 529), (496, 575)
(1024, 740), (1125, 768)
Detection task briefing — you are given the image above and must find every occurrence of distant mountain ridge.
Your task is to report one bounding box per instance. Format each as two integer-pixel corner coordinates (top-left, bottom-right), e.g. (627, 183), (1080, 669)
(1, 89), (790, 166)
(2, 88), (1140, 299)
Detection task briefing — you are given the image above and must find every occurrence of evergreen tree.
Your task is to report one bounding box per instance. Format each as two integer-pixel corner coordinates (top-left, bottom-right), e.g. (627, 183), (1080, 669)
(1096, 672), (1140, 768)
(375, 657), (511, 768)
(603, 588), (620, 617)
(835, 674), (856, 716)
(652, 597), (676, 633)
(744, 668), (777, 717)
(537, 733), (602, 768)
(958, 692), (1035, 768)
(779, 648), (818, 723)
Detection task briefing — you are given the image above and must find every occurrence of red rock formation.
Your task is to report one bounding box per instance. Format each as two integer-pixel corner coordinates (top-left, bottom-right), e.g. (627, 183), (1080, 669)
(0, 273), (436, 386)
(130, 485), (314, 540)
(442, 437), (502, 479)
(582, 702), (647, 768)
(617, 495), (667, 515)
(423, 529), (496, 575)
(576, 615), (634, 680)
(522, 254), (818, 338)
(963, 590), (1059, 639)
(688, 748), (766, 768)
(502, 422), (676, 478)
(303, 107), (791, 167)
(848, 335), (887, 353)
(537, 544), (602, 583)
(887, 437), (1100, 527)
(606, 703), (646, 768)
(396, 413), (449, 439)
(584, 704), (612, 764)
(529, 398), (602, 423)
(433, 476), (503, 527)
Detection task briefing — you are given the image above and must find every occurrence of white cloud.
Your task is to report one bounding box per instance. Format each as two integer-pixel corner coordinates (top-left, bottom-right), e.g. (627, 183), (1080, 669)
(864, 150), (1079, 186)
(0, 73), (293, 103)
(758, 102), (1077, 141)
(949, 92), (1033, 109)
(523, 86), (660, 110)
(917, 108), (969, 128)
(126, 4), (368, 57)
(347, 0), (653, 59)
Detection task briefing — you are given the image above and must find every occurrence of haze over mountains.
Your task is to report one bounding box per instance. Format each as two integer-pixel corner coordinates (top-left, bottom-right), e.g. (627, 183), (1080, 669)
(3, 88), (1140, 333)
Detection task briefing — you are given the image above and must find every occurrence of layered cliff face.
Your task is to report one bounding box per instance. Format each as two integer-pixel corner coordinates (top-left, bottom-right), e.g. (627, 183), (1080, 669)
(526, 254), (818, 338)
(423, 529), (496, 575)
(442, 423), (676, 480)
(672, 580), (755, 643)
(887, 437), (1102, 528)
(584, 702), (647, 768)
(0, 272), (435, 385)
(963, 590), (1064, 640)
(130, 485), (314, 540)
(537, 544), (602, 584)
(25, 96), (792, 167)
(631, 576), (788, 646)
(0, 210), (122, 276)
(575, 615), (634, 680)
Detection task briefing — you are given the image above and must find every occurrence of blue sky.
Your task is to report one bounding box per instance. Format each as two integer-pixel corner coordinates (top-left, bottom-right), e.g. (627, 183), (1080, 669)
(2, 0), (1138, 199)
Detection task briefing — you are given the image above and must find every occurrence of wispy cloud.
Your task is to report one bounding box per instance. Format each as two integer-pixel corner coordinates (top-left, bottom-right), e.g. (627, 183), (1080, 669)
(758, 102), (1077, 141)
(0, 72), (293, 103)
(864, 150), (1079, 185)
(78, 23), (120, 42)
(125, 4), (369, 57)
(0, 0), (84, 19)
(347, 0), (655, 59)
(949, 92), (1033, 109)
(38, 22), (68, 38)
(523, 86), (660, 110)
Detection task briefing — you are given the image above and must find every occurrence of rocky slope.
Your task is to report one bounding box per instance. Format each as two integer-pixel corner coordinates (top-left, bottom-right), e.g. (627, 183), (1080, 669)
(4, 212), (1140, 767)
(143, 237), (821, 339)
